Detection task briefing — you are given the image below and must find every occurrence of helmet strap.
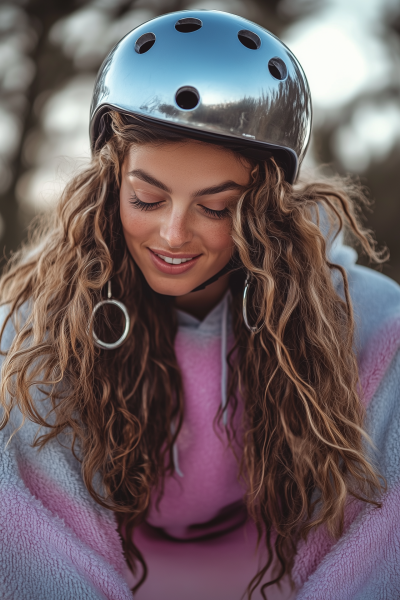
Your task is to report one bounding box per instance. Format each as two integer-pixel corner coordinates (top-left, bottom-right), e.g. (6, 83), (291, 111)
(190, 254), (243, 293)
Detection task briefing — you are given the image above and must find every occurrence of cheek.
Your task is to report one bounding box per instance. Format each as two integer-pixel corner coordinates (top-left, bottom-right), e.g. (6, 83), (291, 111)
(198, 220), (233, 254)
(119, 179), (158, 245)
(120, 202), (155, 243)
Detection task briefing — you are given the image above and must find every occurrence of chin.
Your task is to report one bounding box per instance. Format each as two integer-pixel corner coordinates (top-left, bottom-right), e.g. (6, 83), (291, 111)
(145, 276), (196, 297)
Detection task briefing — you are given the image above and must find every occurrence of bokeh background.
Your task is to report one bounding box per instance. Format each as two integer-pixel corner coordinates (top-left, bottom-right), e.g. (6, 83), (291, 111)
(1, 0), (400, 281)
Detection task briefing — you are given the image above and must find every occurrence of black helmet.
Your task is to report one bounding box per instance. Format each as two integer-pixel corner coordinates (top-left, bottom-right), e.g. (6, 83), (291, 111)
(90, 10), (312, 184)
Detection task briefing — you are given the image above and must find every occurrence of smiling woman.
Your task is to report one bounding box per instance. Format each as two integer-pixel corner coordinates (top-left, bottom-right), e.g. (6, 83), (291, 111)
(1, 9), (400, 600)
(120, 138), (250, 317)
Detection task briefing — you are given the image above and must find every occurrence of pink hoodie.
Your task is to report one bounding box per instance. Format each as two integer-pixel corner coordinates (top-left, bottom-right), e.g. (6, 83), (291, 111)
(127, 293), (297, 599)
(2, 255), (400, 600)
(146, 291), (247, 538)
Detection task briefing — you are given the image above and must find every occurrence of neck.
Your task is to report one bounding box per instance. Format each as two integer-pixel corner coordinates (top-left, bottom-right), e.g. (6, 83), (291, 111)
(174, 273), (230, 320)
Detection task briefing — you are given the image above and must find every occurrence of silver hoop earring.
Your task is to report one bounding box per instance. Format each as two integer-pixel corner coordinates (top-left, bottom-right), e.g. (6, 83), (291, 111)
(90, 281), (130, 350)
(243, 275), (264, 334)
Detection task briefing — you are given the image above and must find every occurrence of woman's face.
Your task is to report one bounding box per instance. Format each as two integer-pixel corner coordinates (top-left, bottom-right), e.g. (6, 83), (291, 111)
(120, 140), (251, 297)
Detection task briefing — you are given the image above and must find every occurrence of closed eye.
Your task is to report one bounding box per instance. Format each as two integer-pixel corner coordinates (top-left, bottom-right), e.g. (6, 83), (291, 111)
(129, 192), (230, 219)
(200, 205), (230, 219)
(129, 193), (164, 211)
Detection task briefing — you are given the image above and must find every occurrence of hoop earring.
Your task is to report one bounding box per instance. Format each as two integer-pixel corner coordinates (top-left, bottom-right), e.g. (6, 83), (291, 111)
(90, 281), (130, 350)
(242, 275), (264, 334)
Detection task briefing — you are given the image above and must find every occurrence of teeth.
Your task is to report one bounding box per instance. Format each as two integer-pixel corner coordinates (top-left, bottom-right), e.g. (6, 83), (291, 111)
(156, 254), (194, 265)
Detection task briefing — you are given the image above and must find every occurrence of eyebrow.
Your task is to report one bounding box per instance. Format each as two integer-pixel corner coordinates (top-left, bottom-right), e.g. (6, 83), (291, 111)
(128, 168), (244, 197)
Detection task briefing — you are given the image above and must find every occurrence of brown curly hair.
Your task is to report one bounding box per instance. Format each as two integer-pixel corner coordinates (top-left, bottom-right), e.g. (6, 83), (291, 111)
(0, 111), (386, 599)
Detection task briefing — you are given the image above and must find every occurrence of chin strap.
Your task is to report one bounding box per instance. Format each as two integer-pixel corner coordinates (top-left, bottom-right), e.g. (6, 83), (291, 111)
(190, 255), (243, 293)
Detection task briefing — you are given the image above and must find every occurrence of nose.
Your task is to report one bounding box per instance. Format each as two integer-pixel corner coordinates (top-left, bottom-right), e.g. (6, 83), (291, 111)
(159, 207), (193, 248)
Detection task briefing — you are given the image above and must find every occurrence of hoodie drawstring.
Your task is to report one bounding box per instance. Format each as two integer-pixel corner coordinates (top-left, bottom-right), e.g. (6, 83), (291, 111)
(172, 292), (230, 476)
(221, 292), (229, 427)
(171, 419), (184, 478)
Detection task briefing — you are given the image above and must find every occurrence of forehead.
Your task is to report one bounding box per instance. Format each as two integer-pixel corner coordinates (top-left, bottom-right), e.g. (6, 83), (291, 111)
(123, 140), (251, 188)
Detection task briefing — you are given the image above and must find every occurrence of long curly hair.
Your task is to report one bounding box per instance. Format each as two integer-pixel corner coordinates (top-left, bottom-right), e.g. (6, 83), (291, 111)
(0, 111), (387, 598)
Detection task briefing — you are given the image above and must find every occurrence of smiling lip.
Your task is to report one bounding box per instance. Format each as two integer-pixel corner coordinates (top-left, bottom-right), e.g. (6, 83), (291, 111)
(148, 248), (201, 275)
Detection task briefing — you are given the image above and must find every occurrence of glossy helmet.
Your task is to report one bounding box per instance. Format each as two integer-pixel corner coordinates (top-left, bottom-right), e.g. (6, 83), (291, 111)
(89, 10), (312, 184)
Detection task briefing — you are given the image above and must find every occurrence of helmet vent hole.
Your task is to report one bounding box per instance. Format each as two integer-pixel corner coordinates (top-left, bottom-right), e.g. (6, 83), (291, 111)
(175, 18), (202, 33)
(268, 57), (287, 80)
(175, 87), (200, 110)
(135, 32), (156, 54)
(238, 30), (261, 50)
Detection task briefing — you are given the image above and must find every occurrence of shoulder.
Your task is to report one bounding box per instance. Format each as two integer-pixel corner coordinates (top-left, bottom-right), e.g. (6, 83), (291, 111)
(330, 247), (400, 405)
(0, 301), (32, 355)
(346, 264), (400, 350)
(0, 304), (17, 362)
(328, 235), (400, 351)
(348, 268), (400, 431)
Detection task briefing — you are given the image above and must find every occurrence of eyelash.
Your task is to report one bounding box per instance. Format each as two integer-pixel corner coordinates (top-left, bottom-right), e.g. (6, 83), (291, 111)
(201, 206), (230, 219)
(129, 193), (230, 219)
(129, 193), (163, 211)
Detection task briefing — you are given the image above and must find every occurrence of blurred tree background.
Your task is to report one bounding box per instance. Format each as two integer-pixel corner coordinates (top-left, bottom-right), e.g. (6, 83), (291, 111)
(1, 0), (400, 280)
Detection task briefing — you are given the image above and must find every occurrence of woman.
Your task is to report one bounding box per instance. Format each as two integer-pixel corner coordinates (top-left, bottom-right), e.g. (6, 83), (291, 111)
(1, 10), (400, 600)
